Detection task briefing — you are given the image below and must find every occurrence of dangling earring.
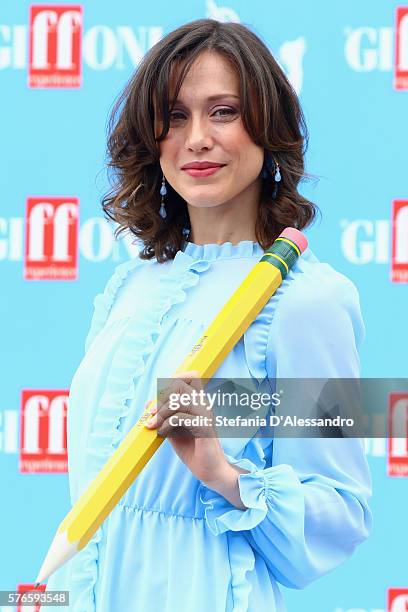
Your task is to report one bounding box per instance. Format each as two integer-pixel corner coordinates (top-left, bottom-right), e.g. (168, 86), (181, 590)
(261, 154), (281, 181)
(159, 174), (167, 219)
(271, 160), (281, 199)
(261, 153), (281, 199)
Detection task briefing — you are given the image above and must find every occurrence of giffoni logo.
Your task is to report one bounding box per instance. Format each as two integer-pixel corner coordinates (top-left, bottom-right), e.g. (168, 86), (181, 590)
(395, 6), (408, 89)
(20, 390), (68, 473)
(24, 197), (79, 280)
(0, 5), (163, 80)
(344, 6), (408, 90)
(387, 393), (408, 477)
(28, 5), (83, 87)
(388, 588), (408, 611)
(340, 200), (408, 282)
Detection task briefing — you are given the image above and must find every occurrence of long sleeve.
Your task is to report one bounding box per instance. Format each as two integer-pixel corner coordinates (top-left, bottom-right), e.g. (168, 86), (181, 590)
(198, 267), (373, 589)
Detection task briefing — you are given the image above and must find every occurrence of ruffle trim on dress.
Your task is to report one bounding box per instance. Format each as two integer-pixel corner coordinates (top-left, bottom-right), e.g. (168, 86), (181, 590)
(70, 250), (212, 612)
(242, 247), (310, 385)
(84, 257), (150, 354)
(182, 239), (264, 261)
(198, 452), (301, 612)
(200, 462), (300, 534)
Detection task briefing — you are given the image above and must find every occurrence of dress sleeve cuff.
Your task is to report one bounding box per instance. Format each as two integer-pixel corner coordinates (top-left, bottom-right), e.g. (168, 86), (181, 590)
(198, 453), (299, 536)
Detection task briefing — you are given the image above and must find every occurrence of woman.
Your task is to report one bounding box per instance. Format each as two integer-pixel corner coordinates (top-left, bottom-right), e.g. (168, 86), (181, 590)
(45, 18), (372, 612)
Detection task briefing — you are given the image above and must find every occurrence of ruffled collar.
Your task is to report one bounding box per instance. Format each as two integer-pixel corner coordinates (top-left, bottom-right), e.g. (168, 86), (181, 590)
(181, 239), (264, 260)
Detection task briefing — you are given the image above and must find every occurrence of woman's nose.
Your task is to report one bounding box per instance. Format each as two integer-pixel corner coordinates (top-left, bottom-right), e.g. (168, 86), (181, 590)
(184, 116), (213, 150)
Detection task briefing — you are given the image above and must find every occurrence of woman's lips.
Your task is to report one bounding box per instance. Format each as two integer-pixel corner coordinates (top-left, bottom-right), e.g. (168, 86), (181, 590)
(182, 165), (225, 177)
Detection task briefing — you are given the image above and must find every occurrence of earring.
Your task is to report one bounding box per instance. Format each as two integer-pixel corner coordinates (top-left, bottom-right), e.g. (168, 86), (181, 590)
(272, 161), (281, 199)
(261, 153), (281, 199)
(262, 154), (281, 180)
(159, 174), (167, 219)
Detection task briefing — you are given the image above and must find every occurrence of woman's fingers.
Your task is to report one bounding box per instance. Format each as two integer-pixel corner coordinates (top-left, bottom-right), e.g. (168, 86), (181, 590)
(147, 386), (196, 429)
(144, 399), (156, 413)
(155, 371), (201, 412)
(172, 370), (204, 393)
(145, 373), (211, 433)
(157, 412), (214, 438)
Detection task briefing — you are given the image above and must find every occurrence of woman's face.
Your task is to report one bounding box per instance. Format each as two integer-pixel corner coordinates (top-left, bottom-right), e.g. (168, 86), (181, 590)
(157, 51), (264, 210)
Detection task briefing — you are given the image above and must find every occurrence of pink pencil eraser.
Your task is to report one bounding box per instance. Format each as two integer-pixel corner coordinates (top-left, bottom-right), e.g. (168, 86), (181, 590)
(280, 228), (308, 254)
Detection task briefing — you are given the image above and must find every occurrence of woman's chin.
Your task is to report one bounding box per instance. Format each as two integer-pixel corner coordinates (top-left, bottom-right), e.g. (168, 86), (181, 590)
(183, 194), (227, 209)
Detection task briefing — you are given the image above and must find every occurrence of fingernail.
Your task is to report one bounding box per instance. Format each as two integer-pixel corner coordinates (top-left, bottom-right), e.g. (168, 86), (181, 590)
(150, 405), (158, 415)
(146, 415), (157, 428)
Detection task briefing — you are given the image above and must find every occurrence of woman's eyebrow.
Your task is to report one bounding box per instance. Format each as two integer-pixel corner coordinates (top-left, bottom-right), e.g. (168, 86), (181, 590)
(170, 93), (240, 104)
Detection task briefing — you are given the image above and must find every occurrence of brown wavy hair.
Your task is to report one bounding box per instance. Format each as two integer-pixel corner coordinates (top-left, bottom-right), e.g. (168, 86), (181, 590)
(101, 18), (320, 263)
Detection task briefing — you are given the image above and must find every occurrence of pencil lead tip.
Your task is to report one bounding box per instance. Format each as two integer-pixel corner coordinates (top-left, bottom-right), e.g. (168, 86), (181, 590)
(34, 582), (41, 588)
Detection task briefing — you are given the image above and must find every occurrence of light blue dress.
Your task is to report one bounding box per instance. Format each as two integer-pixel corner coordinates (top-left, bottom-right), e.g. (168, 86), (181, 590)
(45, 239), (372, 612)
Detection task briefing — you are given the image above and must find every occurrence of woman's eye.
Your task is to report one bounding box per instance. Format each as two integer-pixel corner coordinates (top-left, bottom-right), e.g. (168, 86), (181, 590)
(169, 108), (237, 122)
(213, 107), (237, 117)
(169, 112), (186, 121)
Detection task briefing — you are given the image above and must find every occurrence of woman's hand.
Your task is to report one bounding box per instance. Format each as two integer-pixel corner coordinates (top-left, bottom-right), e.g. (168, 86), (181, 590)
(144, 370), (250, 509)
(145, 370), (230, 486)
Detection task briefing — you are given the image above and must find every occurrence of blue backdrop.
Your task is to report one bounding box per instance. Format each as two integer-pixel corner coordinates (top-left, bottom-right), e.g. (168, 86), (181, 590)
(1, 2), (407, 611)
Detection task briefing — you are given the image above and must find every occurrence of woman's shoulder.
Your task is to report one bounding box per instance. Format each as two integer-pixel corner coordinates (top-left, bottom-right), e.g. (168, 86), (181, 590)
(265, 246), (365, 353)
(275, 246), (362, 321)
(264, 247), (365, 377)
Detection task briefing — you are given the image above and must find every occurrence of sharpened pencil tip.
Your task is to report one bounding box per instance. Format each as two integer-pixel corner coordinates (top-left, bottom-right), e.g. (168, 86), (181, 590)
(34, 582), (41, 588)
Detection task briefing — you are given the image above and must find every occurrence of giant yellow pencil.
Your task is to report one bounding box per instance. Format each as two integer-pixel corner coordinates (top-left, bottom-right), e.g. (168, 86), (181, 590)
(35, 227), (308, 584)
